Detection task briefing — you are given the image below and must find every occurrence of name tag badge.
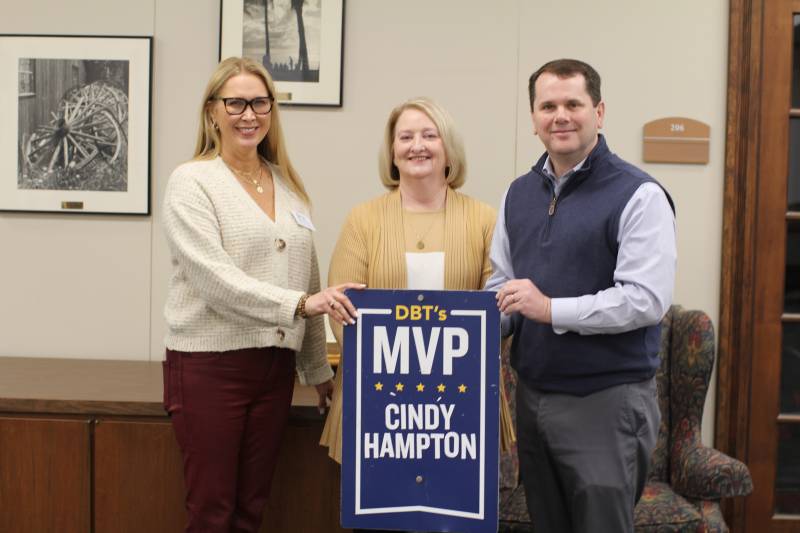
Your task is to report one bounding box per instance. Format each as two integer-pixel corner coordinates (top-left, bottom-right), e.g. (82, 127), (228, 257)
(292, 211), (316, 231)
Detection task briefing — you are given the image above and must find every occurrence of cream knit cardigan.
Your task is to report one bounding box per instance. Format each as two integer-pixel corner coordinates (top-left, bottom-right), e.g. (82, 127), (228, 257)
(162, 157), (332, 386)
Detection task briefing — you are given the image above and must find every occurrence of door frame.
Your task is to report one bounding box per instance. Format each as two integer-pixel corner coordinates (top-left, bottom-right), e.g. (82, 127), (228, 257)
(719, 0), (799, 530)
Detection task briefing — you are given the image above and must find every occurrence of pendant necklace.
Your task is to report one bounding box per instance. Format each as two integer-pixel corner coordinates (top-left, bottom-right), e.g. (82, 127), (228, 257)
(226, 160), (264, 194)
(404, 208), (443, 250)
(247, 165), (264, 194)
(413, 216), (438, 250)
(401, 188), (446, 250)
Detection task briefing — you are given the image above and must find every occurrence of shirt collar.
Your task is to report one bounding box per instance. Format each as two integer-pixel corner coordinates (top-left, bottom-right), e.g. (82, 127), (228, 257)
(542, 155), (588, 195)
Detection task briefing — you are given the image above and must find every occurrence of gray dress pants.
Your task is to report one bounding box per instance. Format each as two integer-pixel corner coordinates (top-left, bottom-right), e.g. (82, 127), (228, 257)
(515, 376), (660, 533)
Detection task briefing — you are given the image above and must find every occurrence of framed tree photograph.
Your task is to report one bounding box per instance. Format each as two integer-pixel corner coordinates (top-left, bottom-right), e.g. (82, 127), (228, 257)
(0, 34), (152, 215)
(220, 0), (344, 107)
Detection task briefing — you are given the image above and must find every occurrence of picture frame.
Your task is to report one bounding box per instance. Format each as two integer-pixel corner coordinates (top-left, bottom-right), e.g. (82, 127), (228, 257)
(0, 34), (152, 215)
(220, 0), (344, 107)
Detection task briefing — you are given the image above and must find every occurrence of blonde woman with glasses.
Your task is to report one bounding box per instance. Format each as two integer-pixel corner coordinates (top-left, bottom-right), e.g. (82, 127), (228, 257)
(161, 57), (362, 533)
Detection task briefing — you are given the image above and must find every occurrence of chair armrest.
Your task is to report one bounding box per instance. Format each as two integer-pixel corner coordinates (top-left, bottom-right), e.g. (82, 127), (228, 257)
(673, 445), (753, 499)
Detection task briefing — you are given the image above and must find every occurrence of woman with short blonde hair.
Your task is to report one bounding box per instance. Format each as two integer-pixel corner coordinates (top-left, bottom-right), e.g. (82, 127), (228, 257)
(377, 97), (467, 190)
(321, 99), (514, 517)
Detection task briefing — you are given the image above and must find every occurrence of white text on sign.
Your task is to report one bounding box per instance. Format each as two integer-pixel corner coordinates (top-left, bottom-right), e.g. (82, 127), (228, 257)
(373, 326), (468, 375)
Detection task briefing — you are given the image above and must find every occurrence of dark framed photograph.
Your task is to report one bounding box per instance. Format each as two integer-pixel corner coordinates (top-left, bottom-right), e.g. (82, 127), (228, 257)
(220, 0), (344, 107)
(0, 34), (152, 215)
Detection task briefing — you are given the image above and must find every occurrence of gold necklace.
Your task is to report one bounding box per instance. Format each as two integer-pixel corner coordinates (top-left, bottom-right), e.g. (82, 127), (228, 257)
(400, 189), (446, 250)
(244, 165), (264, 194)
(226, 161), (264, 194)
(406, 211), (441, 250)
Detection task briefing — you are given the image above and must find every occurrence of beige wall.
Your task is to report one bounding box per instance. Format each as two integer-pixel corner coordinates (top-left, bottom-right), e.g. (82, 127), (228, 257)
(0, 0), (728, 444)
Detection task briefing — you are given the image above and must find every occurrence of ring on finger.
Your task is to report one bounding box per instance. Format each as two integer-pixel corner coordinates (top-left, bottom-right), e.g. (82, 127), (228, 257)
(329, 300), (336, 308)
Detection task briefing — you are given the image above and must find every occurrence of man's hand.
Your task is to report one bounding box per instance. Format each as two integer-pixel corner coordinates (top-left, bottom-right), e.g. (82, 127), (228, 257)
(496, 278), (552, 324)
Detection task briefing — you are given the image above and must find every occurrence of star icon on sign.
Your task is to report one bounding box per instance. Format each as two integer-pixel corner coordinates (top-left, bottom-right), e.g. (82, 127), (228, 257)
(458, 384), (467, 393)
(374, 382), (383, 391)
(416, 383), (425, 392)
(437, 383), (446, 393)
(395, 382), (404, 392)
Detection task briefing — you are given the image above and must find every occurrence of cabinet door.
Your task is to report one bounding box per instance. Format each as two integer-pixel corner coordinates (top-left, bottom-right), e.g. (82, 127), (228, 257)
(0, 417), (91, 533)
(93, 416), (348, 533)
(93, 418), (186, 533)
(262, 420), (349, 533)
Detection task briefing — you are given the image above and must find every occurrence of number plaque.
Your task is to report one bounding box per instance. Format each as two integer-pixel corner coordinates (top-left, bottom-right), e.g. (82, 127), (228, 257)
(643, 117), (710, 164)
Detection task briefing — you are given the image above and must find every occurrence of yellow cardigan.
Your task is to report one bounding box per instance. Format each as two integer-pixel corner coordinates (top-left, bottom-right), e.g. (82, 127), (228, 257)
(320, 187), (515, 462)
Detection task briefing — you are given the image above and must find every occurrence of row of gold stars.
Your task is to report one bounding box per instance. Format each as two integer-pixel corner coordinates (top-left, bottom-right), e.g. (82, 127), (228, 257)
(373, 382), (468, 393)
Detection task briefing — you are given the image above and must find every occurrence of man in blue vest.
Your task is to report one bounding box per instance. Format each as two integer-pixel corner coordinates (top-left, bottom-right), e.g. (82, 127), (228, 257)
(486, 59), (676, 532)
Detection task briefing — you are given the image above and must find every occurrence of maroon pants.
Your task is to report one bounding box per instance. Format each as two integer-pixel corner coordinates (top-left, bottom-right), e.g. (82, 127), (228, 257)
(163, 347), (296, 533)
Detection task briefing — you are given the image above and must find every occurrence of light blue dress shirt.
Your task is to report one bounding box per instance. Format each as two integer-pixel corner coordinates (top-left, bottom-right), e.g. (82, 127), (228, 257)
(485, 156), (677, 337)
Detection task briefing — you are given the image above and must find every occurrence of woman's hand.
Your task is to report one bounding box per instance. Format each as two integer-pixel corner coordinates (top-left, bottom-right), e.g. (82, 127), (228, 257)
(305, 282), (365, 325)
(315, 378), (334, 413)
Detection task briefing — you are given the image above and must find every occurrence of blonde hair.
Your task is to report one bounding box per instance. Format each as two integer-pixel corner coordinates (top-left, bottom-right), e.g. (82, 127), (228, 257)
(378, 97), (467, 190)
(194, 57), (310, 205)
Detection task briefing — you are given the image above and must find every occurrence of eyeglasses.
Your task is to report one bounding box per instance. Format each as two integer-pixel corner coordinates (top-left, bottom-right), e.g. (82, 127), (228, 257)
(212, 96), (274, 115)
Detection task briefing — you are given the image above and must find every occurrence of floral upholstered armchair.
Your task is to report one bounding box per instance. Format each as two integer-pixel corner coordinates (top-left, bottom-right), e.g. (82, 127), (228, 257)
(498, 305), (753, 532)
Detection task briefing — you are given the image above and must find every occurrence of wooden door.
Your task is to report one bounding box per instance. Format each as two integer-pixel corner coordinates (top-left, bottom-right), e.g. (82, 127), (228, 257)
(747, 1), (800, 529)
(721, 0), (800, 530)
(0, 416), (91, 533)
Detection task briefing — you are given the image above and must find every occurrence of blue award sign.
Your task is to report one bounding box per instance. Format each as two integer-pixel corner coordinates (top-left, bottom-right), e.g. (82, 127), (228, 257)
(341, 289), (500, 533)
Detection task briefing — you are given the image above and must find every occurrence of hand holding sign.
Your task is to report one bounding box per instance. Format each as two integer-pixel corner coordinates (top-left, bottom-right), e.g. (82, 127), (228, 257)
(496, 278), (551, 324)
(306, 282), (366, 325)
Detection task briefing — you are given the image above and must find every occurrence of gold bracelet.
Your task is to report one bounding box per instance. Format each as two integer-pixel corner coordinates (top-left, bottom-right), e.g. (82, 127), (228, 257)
(296, 293), (309, 319)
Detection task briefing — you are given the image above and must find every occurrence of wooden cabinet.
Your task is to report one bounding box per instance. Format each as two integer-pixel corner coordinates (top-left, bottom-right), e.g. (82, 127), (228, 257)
(263, 420), (345, 533)
(0, 357), (348, 533)
(93, 419), (186, 533)
(0, 417), (91, 533)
